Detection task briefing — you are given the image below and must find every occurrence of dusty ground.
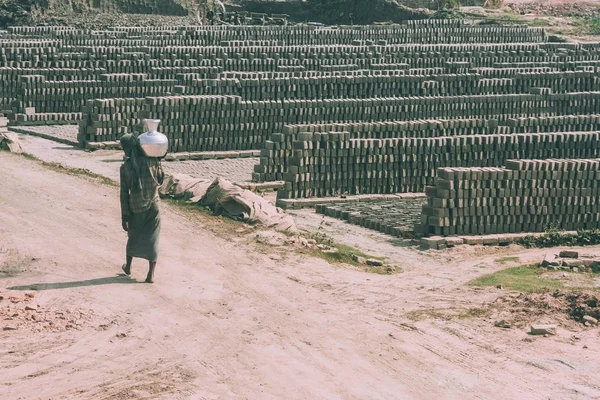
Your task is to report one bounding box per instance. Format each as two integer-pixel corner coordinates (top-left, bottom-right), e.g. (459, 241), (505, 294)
(2, 149), (600, 399)
(462, 0), (600, 41)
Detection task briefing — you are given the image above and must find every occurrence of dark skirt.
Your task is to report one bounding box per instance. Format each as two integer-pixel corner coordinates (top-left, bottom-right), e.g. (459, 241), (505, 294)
(126, 201), (161, 261)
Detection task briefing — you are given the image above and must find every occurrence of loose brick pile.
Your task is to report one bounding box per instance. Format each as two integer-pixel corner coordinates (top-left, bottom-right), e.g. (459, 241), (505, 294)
(316, 197), (426, 238)
(417, 158), (600, 237)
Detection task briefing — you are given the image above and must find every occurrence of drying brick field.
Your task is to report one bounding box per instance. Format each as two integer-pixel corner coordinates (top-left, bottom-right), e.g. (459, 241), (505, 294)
(2, 10), (600, 399)
(3, 19), (600, 239)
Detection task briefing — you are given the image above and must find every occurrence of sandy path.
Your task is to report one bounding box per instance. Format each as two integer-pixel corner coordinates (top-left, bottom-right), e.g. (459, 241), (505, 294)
(1, 152), (600, 399)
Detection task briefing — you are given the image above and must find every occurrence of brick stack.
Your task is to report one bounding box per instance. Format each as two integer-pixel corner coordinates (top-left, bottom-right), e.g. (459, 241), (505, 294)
(418, 158), (600, 236)
(254, 118), (497, 182)
(78, 92), (600, 151)
(15, 112), (81, 125)
(15, 74), (177, 113)
(275, 131), (600, 198)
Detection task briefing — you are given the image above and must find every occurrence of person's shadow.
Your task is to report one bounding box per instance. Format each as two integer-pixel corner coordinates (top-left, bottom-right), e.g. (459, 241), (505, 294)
(8, 274), (139, 291)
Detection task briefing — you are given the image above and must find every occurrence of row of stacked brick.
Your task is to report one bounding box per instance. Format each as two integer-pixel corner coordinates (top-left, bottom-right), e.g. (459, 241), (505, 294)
(79, 92), (600, 150)
(3, 53), (595, 75)
(14, 112), (81, 125)
(417, 158), (600, 236)
(180, 70), (600, 100)
(14, 75), (177, 113)
(5, 23), (545, 46)
(2, 56), (598, 93)
(0, 34), (594, 65)
(11, 68), (600, 112)
(2, 41), (598, 73)
(5, 60), (597, 115)
(273, 130), (600, 199)
(254, 119), (496, 182)
(254, 115), (600, 182)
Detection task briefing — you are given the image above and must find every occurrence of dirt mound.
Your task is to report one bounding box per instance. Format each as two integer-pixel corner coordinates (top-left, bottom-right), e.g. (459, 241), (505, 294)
(33, 12), (196, 29)
(566, 292), (600, 322)
(0, 0), (36, 27)
(508, 1), (600, 17)
(306, 0), (432, 25)
(489, 290), (600, 329)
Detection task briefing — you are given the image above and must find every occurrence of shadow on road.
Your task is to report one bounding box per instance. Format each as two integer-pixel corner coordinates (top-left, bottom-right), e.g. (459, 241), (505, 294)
(388, 239), (414, 248)
(52, 146), (77, 151)
(8, 275), (138, 291)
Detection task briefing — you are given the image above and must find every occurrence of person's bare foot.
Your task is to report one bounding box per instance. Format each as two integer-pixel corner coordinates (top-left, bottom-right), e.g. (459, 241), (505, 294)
(122, 264), (131, 276)
(145, 261), (156, 283)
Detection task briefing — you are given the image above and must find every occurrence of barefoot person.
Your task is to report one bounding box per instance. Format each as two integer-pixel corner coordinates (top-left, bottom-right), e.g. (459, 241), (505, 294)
(119, 134), (165, 283)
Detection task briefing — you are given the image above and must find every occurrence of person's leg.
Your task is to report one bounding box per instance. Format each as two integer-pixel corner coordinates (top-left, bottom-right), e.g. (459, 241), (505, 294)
(122, 256), (133, 275)
(145, 261), (157, 283)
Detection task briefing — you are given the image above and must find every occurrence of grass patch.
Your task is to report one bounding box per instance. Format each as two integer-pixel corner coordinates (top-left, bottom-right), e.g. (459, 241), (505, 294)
(457, 307), (492, 319)
(406, 309), (453, 322)
(304, 243), (398, 274)
(299, 219), (395, 272)
(495, 256), (520, 265)
(407, 306), (490, 322)
(300, 233), (398, 274)
(478, 12), (525, 25)
(575, 17), (600, 35)
(530, 18), (550, 27)
(518, 229), (600, 248)
(469, 265), (563, 293)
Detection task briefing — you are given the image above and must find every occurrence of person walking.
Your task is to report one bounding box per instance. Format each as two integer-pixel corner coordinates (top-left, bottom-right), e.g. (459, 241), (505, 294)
(119, 134), (165, 283)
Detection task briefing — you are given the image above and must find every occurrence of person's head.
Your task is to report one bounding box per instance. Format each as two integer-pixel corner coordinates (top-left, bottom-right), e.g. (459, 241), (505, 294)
(120, 134), (137, 158)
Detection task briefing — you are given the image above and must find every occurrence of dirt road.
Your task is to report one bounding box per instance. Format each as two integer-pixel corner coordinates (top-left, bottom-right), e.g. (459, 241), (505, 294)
(1, 152), (600, 399)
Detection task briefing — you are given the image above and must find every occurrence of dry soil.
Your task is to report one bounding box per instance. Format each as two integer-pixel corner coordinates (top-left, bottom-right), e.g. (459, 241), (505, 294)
(1, 152), (600, 399)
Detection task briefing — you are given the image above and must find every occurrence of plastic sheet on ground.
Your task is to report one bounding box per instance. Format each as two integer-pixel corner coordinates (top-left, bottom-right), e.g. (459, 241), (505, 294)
(0, 130), (23, 154)
(160, 174), (296, 232)
(159, 173), (213, 202)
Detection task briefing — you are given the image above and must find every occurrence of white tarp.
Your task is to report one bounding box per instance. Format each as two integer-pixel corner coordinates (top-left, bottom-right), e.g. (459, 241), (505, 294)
(160, 174), (296, 232)
(0, 130), (23, 154)
(159, 173), (213, 202)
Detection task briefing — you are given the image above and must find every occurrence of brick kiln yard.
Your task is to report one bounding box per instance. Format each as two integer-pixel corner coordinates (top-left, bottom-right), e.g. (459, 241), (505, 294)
(2, 15), (600, 400)
(3, 144), (600, 400)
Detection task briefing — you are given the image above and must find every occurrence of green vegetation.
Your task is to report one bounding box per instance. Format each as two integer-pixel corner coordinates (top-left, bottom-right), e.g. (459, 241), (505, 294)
(478, 12), (525, 25)
(517, 229), (600, 248)
(0, 0), (38, 28)
(457, 307), (491, 319)
(304, 239), (399, 274)
(304, 219), (396, 272)
(469, 265), (564, 293)
(495, 256), (520, 265)
(483, 0), (504, 9)
(580, 17), (600, 35)
(407, 306), (490, 321)
(439, 0), (460, 10)
(530, 18), (550, 27)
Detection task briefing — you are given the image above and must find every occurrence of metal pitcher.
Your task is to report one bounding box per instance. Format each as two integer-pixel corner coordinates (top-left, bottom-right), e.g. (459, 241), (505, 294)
(138, 119), (168, 158)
